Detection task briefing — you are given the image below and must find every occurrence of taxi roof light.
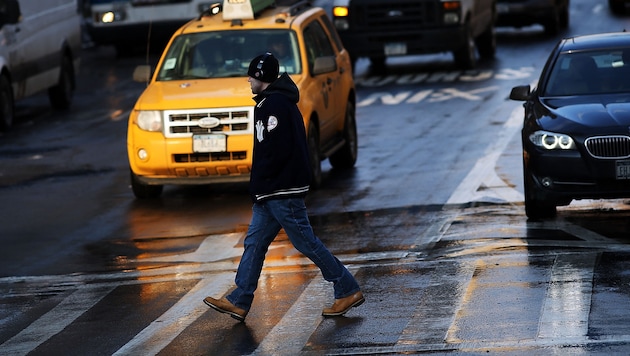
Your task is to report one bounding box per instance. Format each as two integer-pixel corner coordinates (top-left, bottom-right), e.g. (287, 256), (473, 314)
(222, 0), (275, 20)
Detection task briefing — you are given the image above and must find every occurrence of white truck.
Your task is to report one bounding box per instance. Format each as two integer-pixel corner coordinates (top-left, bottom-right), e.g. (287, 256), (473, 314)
(0, 0), (82, 131)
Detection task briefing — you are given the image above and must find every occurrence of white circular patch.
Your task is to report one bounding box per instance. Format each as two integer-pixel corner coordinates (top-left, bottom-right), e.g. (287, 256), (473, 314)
(267, 116), (278, 131)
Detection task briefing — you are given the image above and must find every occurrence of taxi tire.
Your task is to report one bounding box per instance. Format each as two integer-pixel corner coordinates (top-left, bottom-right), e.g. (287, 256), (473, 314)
(307, 121), (322, 189)
(329, 101), (358, 169)
(0, 75), (14, 131)
(131, 170), (163, 199)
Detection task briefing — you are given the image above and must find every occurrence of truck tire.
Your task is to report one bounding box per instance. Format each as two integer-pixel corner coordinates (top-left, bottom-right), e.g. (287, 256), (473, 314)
(48, 55), (74, 110)
(476, 23), (496, 59)
(329, 101), (358, 169)
(453, 26), (476, 69)
(0, 75), (14, 131)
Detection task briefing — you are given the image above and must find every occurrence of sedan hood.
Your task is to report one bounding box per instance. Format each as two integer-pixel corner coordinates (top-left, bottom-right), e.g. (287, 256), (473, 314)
(540, 96), (630, 132)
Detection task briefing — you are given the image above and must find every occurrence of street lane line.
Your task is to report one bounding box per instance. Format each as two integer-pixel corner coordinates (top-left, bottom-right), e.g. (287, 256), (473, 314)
(446, 105), (524, 205)
(0, 285), (115, 356)
(112, 272), (233, 356)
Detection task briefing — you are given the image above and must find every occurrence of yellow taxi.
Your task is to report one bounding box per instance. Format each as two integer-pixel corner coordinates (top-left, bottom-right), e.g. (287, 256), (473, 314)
(127, 0), (357, 198)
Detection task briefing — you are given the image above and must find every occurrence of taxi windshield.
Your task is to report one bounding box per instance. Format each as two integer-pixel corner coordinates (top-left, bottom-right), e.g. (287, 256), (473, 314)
(156, 30), (300, 81)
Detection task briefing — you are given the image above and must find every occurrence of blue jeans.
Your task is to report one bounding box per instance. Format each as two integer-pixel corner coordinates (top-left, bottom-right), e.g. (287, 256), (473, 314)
(226, 198), (360, 311)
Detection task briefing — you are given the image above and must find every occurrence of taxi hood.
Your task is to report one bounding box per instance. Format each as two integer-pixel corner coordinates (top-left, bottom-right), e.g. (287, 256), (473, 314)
(134, 77), (255, 110)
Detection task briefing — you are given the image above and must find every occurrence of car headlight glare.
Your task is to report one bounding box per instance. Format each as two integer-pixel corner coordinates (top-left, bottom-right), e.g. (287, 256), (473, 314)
(136, 111), (162, 132)
(529, 130), (575, 150)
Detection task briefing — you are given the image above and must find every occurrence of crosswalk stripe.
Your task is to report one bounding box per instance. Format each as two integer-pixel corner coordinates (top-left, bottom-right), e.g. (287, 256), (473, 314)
(537, 253), (597, 339)
(250, 277), (332, 355)
(0, 285), (115, 356)
(113, 272), (234, 356)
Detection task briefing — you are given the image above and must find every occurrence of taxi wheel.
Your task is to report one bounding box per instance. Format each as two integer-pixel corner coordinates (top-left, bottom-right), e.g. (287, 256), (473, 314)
(308, 121), (322, 189)
(0, 75), (14, 131)
(48, 55), (74, 110)
(329, 101), (357, 169)
(130, 170), (163, 199)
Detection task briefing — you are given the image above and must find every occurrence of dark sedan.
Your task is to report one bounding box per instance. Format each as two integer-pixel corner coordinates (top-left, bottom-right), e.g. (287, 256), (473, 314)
(510, 32), (630, 219)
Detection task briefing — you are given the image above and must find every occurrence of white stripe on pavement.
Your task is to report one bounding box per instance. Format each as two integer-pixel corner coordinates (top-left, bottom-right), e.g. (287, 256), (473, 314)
(113, 272), (234, 356)
(0, 285), (115, 356)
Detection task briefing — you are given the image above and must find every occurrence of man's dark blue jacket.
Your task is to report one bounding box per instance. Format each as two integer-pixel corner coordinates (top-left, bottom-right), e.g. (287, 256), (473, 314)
(250, 72), (311, 202)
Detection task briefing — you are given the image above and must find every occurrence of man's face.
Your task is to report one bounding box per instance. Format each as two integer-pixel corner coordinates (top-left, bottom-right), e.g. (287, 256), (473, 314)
(248, 76), (265, 94)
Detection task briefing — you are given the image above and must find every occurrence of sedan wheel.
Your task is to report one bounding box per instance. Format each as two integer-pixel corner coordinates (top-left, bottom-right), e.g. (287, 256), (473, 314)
(523, 164), (557, 219)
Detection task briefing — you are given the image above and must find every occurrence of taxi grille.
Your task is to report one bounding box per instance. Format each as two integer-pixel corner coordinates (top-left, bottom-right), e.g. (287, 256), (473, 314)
(350, 0), (440, 30)
(585, 136), (630, 159)
(164, 107), (253, 138)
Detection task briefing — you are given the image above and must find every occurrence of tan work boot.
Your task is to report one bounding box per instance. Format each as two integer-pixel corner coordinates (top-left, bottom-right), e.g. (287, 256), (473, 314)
(322, 291), (365, 317)
(204, 296), (248, 322)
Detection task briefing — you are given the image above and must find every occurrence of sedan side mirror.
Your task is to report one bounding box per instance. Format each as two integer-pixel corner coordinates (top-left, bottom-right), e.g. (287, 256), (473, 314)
(509, 85), (531, 101)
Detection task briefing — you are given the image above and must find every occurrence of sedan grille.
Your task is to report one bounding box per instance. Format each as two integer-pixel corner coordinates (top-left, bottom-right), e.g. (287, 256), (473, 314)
(585, 136), (630, 159)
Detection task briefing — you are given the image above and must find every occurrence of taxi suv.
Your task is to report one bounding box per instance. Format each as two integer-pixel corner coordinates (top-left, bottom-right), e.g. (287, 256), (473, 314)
(510, 32), (630, 219)
(127, 0), (357, 198)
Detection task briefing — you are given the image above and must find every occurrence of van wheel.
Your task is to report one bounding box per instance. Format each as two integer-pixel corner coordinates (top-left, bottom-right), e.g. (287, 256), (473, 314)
(131, 170), (163, 199)
(0, 75), (14, 131)
(329, 101), (358, 169)
(48, 55), (74, 110)
(307, 121), (322, 188)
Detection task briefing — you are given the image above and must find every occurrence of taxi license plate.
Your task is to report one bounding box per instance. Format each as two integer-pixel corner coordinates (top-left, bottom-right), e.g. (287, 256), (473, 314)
(384, 42), (407, 56)
(193, 134), (226, 153)
(615, 160), (630, 179)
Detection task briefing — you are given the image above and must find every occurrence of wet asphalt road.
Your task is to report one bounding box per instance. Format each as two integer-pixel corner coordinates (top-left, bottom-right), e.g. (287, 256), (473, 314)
(3, 0), (630, 355)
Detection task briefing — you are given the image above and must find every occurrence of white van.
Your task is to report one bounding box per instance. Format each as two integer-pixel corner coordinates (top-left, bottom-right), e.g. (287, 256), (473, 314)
(0, 0), (82, 131)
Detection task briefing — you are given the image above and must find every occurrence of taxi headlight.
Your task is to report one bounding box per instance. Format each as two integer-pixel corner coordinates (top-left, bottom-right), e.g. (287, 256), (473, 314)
(529, 130), (576, 150)
(136, 111), (163, 132)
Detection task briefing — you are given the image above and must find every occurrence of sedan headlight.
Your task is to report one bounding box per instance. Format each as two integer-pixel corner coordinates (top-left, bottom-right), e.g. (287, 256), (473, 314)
(136, 111), (163, 132)
(529, 130), (575, 150)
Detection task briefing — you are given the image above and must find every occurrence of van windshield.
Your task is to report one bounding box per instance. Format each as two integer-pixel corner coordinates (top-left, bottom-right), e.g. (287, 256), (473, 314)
(156, 30), (300, 81)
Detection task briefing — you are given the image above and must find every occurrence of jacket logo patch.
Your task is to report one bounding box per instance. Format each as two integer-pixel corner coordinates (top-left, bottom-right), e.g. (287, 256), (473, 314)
(267, 116), (278, 131)
(256, 120), (265, 142)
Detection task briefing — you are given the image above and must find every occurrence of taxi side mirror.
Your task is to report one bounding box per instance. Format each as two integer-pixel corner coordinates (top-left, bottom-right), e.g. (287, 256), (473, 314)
(312, 56), (337, 75)
(133, 65), (152, 83)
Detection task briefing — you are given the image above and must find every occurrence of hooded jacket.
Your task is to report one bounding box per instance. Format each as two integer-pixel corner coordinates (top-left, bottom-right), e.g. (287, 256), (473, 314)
(249, 72), (311, 202)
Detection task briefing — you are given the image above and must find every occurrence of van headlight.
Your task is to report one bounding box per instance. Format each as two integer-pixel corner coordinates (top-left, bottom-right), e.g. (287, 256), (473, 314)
(136, 111), (162, 132)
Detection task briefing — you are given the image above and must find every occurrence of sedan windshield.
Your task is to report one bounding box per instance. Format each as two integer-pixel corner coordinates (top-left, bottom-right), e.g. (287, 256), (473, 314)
(156, 30), (300, 81)
(543, 48), (630, 96)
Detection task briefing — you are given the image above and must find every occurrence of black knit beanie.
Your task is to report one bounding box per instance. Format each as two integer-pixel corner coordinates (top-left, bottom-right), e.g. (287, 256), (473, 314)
(247, 52), (279, 83)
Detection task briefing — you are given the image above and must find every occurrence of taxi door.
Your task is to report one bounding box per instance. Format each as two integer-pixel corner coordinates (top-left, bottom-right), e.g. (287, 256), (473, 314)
(301, 16), (343, 145)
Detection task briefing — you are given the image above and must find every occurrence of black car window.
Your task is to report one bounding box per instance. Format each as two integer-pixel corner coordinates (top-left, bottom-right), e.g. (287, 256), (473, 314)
(544, 50), (630, 96)
(303, 20), (335, 74)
